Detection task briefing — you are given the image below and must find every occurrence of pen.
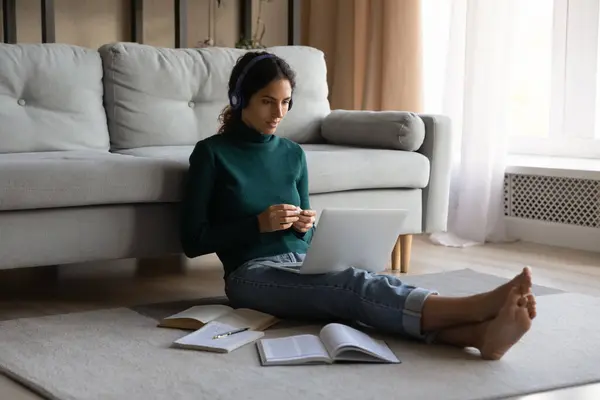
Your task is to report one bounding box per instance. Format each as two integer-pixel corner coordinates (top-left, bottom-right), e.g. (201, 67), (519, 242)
(212, 327), (250, 340)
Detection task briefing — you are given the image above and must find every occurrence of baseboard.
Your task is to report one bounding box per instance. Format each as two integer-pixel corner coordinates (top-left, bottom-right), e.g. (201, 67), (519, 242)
(505, 217), (600, 253)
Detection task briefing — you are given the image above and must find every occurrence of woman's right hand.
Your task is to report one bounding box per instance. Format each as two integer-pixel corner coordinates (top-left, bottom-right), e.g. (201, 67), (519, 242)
(257, 204), (301, 233)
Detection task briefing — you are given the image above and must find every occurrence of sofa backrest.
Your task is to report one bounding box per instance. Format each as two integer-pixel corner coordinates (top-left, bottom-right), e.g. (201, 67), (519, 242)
(99, 43), (330, 150)
(0, 43), (110, 154)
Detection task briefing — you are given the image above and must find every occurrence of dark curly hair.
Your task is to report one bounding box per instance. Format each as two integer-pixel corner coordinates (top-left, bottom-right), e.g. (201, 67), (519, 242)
(218, 51), (297, 134)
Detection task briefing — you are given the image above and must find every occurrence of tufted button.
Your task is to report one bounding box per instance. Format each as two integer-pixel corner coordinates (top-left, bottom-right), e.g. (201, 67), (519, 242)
(188, 101), (195, 108)
(17, 99), (26, 106)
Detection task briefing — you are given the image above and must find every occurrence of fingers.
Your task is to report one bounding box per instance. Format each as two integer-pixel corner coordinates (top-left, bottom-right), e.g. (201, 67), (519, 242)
(295, 212), (315, 230)
(268, 211), (299, 230)
(272, 210), (300, 224)
(274, 209), (301, 218)
(292, 219), (314, 232)
(269, 205), (316, 218)
(263, 205), (316, 232)
(269, 204), (299, 212)
(297, 215), (314, 223)
(279, 216), (300, 224)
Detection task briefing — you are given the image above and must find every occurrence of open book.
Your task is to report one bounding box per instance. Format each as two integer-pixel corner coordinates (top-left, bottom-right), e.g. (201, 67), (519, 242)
(256, 323), (400, 366)
(158, 304), (279, 331)
(172, 321), (264, 354)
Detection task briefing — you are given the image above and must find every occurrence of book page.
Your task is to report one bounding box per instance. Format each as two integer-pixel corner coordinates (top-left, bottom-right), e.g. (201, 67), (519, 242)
(214, 308), (278, 330)
(163, 305), (232, 323)
(259, 334), (330, 363)
(320, 323), (399, 363)
(173, 321), (264, 353)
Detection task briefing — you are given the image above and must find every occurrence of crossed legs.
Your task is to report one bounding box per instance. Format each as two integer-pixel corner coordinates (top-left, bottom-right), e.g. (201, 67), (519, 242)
(420, 267), (536, 360)
(225, 252), (536, 361)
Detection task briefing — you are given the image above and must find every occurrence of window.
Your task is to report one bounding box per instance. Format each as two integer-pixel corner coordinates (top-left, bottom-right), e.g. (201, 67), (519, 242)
(422, 0), (600, 159)
(511, 0), (600, 158)
(506, 0), (553, 143)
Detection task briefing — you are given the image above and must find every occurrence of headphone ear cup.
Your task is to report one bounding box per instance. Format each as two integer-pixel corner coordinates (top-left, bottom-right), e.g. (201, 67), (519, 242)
(230, 92), (240, 109)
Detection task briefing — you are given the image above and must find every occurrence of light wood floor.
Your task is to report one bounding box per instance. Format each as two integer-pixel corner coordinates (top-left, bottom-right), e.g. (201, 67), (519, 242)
(1, 236), (599, 400)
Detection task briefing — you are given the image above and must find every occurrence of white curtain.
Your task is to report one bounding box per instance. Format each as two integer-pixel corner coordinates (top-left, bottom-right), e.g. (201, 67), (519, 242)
(422, 0), (518, 247)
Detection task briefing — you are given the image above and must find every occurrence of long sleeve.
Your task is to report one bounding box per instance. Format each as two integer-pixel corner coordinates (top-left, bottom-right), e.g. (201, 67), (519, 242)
(293, 149), (315, 243)
(179, 142), (261, 258)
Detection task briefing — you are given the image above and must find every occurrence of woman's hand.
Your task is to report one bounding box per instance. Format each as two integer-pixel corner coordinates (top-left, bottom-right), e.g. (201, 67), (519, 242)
(292, 209), (316, 233)
(257, 204), (301, 233)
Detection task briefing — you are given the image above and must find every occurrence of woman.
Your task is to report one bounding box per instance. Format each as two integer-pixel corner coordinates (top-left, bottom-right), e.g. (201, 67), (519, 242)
(180, 51), (537, 360)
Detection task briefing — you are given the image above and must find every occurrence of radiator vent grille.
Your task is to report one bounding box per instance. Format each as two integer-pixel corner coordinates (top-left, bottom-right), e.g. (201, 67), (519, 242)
(504, 174), (600, 228)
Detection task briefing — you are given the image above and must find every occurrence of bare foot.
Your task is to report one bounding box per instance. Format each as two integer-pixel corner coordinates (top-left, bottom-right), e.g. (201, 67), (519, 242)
(473, 266), (533, 322)
(479, 287), (533, 360)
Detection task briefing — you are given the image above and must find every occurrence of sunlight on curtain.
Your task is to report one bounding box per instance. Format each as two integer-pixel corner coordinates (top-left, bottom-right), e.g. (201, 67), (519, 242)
(421, 0), (553, 246)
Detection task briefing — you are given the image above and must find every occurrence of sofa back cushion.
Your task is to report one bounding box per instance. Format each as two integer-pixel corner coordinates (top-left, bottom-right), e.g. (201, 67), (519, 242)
(99, 43), (330, 150)
(0, 43), (110, 154)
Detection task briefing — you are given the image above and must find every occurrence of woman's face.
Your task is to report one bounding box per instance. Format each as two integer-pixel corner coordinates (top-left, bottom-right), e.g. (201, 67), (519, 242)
(242, 78), (292, 134)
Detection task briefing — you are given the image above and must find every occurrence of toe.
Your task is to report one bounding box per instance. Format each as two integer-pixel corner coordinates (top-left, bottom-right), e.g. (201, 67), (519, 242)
(518, 267), (533, 294)
(507, 286), (522, 304)
(525, 294), (537, 319)
(529, 307), (537, 319)
(524, 266), (533, 282)
(520, 284), (532, 296)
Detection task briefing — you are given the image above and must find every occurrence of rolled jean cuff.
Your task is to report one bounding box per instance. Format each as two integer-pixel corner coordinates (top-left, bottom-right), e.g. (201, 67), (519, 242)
(401, 287), (439, 342)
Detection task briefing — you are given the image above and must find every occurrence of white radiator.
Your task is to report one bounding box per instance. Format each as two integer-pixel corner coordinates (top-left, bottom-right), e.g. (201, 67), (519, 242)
(504, 174), (600, 227)
(503, 173), (600, 252)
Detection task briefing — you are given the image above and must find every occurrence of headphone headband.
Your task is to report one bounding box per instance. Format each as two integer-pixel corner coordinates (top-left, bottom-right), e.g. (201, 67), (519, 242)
(229, 54), (276, 110)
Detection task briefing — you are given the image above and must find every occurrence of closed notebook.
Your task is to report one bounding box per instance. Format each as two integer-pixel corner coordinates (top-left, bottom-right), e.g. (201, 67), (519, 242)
(157, 304), (278, 331)
(172, 321), (265, 353)
(256, 323), (400, 366)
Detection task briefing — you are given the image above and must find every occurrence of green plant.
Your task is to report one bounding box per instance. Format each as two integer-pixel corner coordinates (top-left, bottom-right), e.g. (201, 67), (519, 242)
(235, 37), (266, 50)
(235, 0), (273, 49)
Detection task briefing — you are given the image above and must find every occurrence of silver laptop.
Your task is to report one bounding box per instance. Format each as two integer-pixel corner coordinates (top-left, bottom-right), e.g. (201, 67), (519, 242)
(267, 208), (409, 275)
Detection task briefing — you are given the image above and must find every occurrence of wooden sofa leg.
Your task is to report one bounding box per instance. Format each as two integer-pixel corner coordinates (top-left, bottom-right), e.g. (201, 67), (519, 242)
(391, 236), (401, 271)
(136, 255), (186, 277)
(391, 234), (413, 273)
(400, 234), (413, 273)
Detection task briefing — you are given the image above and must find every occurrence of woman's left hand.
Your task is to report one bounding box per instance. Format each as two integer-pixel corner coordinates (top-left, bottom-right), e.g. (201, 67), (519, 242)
(292, 209), (316, 233)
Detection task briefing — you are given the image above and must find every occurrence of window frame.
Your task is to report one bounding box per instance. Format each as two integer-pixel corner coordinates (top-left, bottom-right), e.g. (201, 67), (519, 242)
(508, 0), (600, 159)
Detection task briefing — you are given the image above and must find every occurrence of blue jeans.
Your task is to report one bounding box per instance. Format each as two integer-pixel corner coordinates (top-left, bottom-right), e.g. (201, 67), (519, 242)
(224, 252), (439, 342)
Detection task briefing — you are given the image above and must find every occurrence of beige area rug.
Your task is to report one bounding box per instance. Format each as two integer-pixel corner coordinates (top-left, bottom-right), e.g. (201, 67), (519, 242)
(1, 269), (599, 400)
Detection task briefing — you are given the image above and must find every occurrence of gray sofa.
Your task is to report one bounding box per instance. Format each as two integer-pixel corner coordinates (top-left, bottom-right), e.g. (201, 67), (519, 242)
(0, 42), (451, 273)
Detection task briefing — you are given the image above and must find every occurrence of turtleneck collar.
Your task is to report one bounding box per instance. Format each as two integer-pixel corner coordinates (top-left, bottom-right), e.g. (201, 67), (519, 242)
(225, 119), (275, 143)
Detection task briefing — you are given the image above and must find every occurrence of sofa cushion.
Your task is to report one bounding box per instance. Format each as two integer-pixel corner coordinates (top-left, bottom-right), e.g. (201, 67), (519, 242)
(116, 146), (196, 162)
(0, 43), (110, 154)
(321, 110), (426, 151)
(99, 43), (330, 150)
(115, 143), (430, 196)
(302, 144), (430, 194)
(0, 151), (184, 212)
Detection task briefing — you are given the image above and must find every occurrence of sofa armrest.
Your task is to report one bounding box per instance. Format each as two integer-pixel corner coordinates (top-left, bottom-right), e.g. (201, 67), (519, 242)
(417, 114), (452, 233)
(321, 110), (425, 151)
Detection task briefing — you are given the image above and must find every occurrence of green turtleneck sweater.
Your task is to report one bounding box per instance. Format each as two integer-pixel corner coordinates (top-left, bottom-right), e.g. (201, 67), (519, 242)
(180, 120), (315, 278)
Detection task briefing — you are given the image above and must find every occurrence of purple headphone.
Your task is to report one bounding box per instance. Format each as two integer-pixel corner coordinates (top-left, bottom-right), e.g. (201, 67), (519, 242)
(229, 53), (294, 111)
